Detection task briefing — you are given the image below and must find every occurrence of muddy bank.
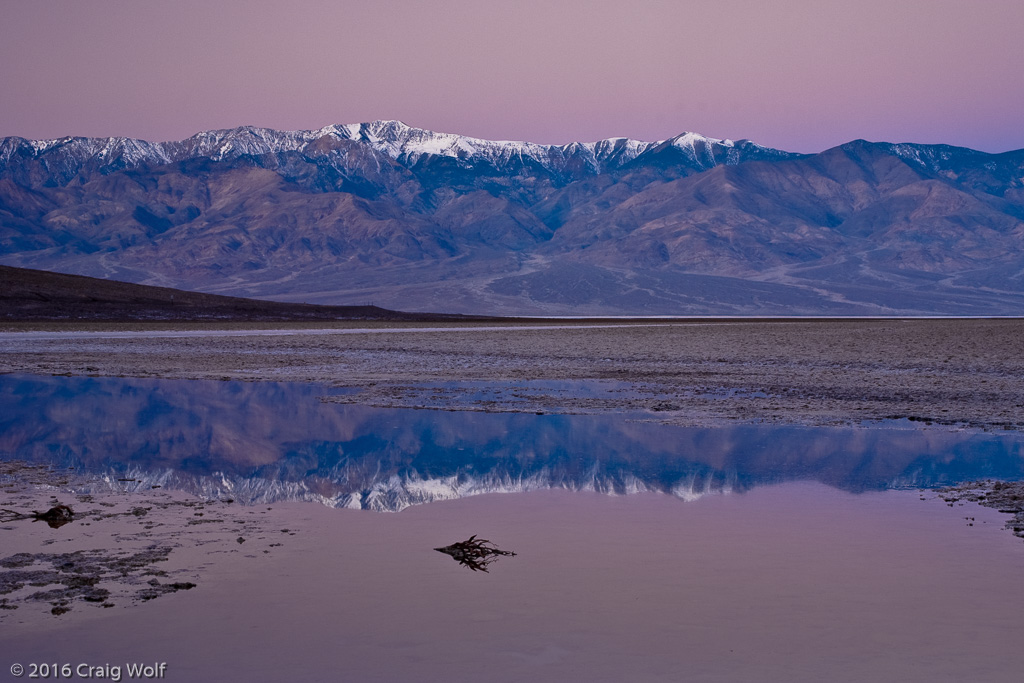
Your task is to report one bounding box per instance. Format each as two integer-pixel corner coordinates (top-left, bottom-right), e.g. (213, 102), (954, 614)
(0, 461), (300, 622)
(936, 480), (1024, 540)
(2, 319), (1023, 430)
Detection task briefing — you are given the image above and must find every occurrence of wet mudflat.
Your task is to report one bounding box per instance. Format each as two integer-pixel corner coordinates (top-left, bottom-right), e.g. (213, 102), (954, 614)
(0, 461), (296, 620)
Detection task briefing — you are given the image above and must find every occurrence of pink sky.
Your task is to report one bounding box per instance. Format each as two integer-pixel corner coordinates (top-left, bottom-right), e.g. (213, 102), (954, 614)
(2, 0), (1023, 153)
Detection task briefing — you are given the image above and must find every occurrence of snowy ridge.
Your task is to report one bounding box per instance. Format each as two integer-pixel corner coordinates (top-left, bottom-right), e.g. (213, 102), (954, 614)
(0, 120), (793, 179)
(310, 120), (783, 173)
(6, 122), (1019, 184)
(0, 134), (172, 172)
(839, 139), (1024, 176)
(335, 121), (658, 171)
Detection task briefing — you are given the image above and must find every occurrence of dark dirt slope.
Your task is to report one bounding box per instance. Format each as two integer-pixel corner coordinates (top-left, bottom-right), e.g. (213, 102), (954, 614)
(0, 265), (480, 322)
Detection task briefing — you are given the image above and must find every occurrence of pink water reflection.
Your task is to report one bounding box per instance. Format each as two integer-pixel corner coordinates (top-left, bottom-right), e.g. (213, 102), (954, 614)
(3, 483), (1022, 682)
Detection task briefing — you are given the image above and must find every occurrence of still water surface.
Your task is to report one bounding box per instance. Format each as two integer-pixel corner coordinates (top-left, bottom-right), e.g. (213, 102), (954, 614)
(2, 373), (1022, 508)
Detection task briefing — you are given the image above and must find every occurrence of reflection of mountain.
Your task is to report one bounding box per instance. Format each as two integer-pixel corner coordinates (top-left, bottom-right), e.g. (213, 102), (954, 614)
(2, 375), (1022, 511)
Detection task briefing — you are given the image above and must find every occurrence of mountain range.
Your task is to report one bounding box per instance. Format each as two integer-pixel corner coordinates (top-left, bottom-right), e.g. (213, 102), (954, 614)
(3, 120), (1024, 315)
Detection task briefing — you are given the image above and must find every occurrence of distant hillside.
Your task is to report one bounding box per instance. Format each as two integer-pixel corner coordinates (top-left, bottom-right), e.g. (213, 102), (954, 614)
(0, 265), (476, 322)
(3, 121), (1024, 315)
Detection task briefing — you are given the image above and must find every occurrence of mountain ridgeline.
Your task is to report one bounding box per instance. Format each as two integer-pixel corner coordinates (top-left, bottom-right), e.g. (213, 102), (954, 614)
(3, 120), (1024, 315)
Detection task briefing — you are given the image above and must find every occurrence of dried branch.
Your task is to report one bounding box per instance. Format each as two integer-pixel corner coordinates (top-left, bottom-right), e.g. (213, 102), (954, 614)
(1, 504), (74, 528)
(434, 535), (517, 572)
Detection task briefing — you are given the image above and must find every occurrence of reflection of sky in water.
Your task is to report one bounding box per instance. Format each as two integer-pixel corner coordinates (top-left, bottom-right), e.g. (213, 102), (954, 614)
(1, 374), (1022, 510)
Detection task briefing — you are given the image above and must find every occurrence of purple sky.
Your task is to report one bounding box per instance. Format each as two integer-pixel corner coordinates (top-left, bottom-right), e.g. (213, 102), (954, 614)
(3, 0), (1023, 153)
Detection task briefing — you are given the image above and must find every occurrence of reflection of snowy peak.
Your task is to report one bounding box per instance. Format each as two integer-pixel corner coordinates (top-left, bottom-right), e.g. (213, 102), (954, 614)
(10, 374), (1024, 513)
(92, 465), (735, 512)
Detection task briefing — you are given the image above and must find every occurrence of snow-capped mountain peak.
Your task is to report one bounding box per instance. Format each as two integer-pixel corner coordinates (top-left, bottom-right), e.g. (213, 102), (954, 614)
(0, 120), (797, 180)
(329, 120), (572, 169)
